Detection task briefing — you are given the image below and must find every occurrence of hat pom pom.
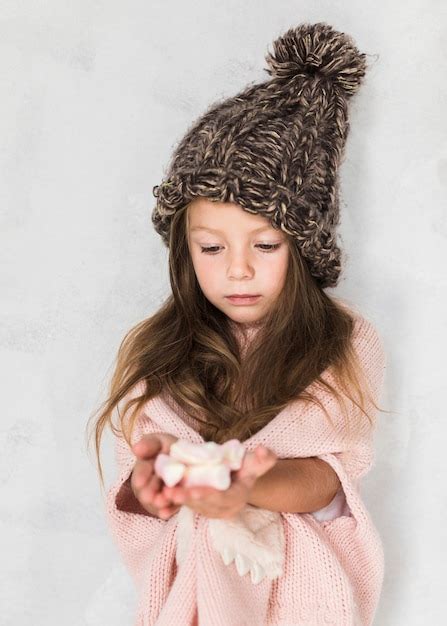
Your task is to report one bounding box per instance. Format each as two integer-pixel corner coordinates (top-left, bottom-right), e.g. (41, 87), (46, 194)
(264, 22), (367, 96)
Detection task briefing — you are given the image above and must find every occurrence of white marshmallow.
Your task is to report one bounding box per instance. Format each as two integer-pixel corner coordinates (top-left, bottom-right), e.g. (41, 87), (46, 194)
(154, 453), (186, 487)
(170, 440), (226, 465)
(184, 463), (232, 490)
(155, 438), (247, 490)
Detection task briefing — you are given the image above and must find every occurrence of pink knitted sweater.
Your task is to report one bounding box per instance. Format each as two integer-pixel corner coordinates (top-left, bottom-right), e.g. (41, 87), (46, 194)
(105, 312), (386, 625)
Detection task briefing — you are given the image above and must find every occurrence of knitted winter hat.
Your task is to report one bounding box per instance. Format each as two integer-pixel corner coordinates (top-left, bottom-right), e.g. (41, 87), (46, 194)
(151, 22), (368, 288)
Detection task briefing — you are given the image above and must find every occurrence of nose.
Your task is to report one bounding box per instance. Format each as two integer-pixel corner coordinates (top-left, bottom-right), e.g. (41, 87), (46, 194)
(227, 251), (255, 279)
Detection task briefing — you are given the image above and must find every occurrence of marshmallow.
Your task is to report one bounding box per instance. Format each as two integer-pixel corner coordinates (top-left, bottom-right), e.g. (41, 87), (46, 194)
(154, 453), (186, 487)
(186, 463), (231, 490)
(154, 438), (246, 490)
(170, 440), (226, 465)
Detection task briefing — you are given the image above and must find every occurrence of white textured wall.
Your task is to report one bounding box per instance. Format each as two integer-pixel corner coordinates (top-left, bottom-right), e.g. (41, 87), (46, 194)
(1, 1), (445, 624)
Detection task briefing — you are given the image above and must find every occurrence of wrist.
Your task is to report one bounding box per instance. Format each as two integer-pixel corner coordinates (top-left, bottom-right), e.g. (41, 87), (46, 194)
(246, 471), (269, 508)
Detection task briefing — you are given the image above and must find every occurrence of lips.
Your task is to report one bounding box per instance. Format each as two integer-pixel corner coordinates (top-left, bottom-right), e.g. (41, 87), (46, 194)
(227, 294), (260, 297)
(225, 294), (261, 305)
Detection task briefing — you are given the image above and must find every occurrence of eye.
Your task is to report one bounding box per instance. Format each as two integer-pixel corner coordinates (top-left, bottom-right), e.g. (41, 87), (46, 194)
(200, 246), (221, 254)
(257, 243), (281, 252)
(200, 243), (282, 255)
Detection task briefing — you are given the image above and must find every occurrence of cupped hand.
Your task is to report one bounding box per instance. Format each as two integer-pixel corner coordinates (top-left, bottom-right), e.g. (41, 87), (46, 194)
(162, 444), (278, 519)
(131, 432), (181, 519)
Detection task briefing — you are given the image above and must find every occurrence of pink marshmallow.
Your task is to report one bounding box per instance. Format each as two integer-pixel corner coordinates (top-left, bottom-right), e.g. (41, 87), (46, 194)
(154, 439), (247, 490)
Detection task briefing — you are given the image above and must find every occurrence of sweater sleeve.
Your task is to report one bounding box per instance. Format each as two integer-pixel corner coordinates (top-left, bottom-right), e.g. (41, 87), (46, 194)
(310, 314), (387, 516)
(275, 319), (387, 626)
(248, 313), (387, 515)
(104, 382), (168, 590)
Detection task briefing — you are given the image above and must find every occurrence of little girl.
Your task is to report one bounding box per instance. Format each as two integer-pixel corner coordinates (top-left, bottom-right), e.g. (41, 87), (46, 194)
(89, 22), (387, 626)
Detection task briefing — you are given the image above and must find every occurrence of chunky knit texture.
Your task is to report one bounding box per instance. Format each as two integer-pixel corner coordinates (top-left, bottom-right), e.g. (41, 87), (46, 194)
(151, 22), (368, 288)
(165, 318), (349, 524)
(105, 312), (386, 625)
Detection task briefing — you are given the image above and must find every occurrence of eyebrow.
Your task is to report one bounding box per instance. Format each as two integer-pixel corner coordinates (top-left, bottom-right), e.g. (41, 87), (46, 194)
(190, 225), (274, 234)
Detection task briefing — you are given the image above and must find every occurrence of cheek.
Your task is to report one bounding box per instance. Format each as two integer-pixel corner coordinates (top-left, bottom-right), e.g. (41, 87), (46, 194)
(191, 254), (219, 293)
(266, 253), (288, 291)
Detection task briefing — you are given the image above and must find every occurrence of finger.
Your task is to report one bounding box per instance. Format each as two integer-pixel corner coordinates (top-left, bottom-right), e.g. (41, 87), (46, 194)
(153, 490), (174, 509)
(251, 445), (277, 471)
(186, 486), (221, 502)
(132, 436), (162, 459)
(255, 445), (278, 469)
(165, 482), (197, 502)
(237, 446), (277, 484)
(131, 458), (155, 490)
(144, 473), (163, 502)
(158, 503), (181, 519)
(137, 474), (161, 504)
(156, 433), (179, 455)
(152, 480), (177, 508)
(163, 485), (184, 504)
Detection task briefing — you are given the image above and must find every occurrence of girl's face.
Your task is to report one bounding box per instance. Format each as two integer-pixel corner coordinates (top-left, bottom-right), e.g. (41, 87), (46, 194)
(187, 197), (289, 323)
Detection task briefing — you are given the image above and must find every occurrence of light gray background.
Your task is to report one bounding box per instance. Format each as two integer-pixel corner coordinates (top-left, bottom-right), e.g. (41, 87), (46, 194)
(1, 1), (446, 624)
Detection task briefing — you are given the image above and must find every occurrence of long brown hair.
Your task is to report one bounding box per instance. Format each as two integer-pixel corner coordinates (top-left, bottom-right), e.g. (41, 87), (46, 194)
(86, 202), (388, 491)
